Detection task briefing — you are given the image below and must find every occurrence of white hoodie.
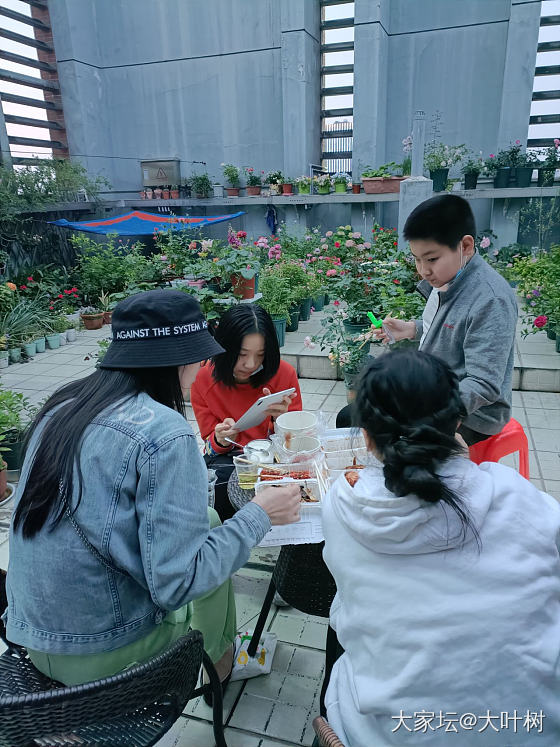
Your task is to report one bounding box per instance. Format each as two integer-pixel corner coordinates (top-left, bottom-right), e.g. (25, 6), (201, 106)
(322, 458), (560, 746)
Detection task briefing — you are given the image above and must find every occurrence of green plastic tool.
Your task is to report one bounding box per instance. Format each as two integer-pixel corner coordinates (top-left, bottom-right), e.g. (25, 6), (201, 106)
(367, 312), (383, 328)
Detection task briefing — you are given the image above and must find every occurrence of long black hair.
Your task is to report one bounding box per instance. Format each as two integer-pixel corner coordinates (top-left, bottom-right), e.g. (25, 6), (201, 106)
(13, 366), (185, 539)
(354, 349), (480, 547)
(211, 304), (280, 388)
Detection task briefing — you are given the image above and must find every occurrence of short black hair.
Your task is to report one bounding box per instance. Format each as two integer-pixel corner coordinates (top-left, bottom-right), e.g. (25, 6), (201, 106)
(211, 304), (280, 388)
(403, 194), (476, 249)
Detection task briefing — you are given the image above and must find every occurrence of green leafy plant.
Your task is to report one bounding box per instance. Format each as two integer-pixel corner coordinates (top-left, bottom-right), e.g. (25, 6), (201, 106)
(221, 164), (240, 188)
(189, 173), (212, 197)
(266, 170), (284, 185)
(257, 269), (293, 318)
(0, 389), (37, 440)
(333, 173), (350, 185)
(540, 138), (560, 168)
(461, 152), (486, 175)
(362, 162), (398, 178)
(424, 143), (467, 171)
(244, 168), (263, 187)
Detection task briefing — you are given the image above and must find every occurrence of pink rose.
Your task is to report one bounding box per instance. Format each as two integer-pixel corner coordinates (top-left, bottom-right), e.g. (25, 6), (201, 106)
(534, 315), (548, 328)
(351, 232), (361, 239)
(326, 231), (333, 237)
(480, 236), (491, 249)
(363, 242), (371, 249)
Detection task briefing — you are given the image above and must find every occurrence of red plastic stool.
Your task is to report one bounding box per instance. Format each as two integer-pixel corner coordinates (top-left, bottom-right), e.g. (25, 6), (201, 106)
(468, 418), (529, 479)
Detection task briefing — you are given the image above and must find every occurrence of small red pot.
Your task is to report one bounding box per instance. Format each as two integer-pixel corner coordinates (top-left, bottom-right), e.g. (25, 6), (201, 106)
(246, 186), (262, 196)
(282, 183), (293, 195)
(162, 189), (170, 199)
(170, 189), (179, 199)
(226, 188), (240, 197)
(103, 311), (113, 325)
(352, 184), (361, 194)
(231, 274), (255, 299)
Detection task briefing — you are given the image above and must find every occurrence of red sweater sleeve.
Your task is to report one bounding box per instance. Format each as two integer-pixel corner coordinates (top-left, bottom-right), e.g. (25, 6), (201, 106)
(190, 366), (232, 454)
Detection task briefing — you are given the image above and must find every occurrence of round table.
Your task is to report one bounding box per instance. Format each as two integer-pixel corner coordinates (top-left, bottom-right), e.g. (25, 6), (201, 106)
(227, 469), (255, 511)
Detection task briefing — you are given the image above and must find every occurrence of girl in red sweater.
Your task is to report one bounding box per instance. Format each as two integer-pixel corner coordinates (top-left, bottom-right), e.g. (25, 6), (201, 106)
(191, 304), (302, 520)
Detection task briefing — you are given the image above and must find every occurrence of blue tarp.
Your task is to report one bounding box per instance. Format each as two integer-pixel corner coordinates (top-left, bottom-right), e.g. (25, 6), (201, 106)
(49, 210), (245, 236)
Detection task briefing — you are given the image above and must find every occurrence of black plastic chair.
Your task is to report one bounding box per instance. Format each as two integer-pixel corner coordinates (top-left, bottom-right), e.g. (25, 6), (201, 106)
(0, 572), (227, 747)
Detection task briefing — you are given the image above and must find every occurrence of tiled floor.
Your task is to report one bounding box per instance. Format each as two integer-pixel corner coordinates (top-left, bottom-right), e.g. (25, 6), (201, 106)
(1, 321), (559, 746)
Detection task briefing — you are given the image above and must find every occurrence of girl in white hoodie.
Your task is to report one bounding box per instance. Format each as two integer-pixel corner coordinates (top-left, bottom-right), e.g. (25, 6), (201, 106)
(322, 350), (560, 746)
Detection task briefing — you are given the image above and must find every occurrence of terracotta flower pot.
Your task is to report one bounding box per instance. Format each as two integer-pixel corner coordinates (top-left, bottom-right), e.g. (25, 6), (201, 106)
(226, 187), (240, 197)
(352, 183), (361, 194)
(153, 188), (162, 199)
(145, 189), (153, 199)
(282, 183), (293, 195)
(231, 274), (255, 299)
(246, 186), (262, 196)
(81, 313), (104, 330)
(362, 176), (405, 194)
(103, 311), (113, 324)
(170, 189), (180, 199)
(162, 189), (170, 199)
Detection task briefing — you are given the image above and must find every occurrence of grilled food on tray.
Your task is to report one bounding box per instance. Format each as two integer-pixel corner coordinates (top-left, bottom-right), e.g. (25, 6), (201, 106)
(259, 468), (313, 481)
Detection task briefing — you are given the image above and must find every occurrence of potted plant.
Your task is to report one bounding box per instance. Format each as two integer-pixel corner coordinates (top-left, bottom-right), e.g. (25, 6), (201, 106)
(0, 336), (7, 369)
(281, 177), (294, 195)
(153, 186), (163, 200)
(0, 433), (12, 502)
(514, 148), (538, 187)
(424, 144), (466, 192)
(145, 187), (153, 199)
(190, 173), (212, 198)
(0, 389), (37, 471)
(34, 331), (46, 353)
(98, 290), (116, 324)
(7, 336), (22, 364)
(313, 307), (374, 390)
(162, 186), (170, 199)
(80, 306), (105, 330)
(313, 173), (332, 195)
(461, 152), (485, 190)
(222, 163), (241, 196)
(216, 229), (259, 299)
(351, 181), (361, 194)
(333, 174), (350, 194)
(170, 185), (180, 199)
(257, 270), (293, 347)
(538, 138), (560, 186)
(66, 320), (78, 343)
(22, 332), (37, 357)
(295, 175), (311, 194)
(51, 315), (70, 345)
(245, 167), (263, 196)
(361, 163), (401, 194)
(266, 170), (284, 195)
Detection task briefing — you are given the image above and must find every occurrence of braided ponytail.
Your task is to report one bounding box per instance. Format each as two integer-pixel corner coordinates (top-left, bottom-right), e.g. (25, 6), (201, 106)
(354, 350), (479, 546)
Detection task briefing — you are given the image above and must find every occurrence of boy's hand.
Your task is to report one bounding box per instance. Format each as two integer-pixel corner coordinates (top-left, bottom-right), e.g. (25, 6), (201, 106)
(373, 317), (416, 343)
(262, 387), (296, 419)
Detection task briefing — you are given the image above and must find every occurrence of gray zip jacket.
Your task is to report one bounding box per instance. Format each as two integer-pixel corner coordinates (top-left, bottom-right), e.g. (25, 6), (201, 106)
(414, 253), (518, 436)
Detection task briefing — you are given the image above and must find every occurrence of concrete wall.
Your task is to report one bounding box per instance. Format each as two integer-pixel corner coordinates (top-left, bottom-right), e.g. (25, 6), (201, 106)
(48, 0), (540, 242)
(48, 0), (320, 203)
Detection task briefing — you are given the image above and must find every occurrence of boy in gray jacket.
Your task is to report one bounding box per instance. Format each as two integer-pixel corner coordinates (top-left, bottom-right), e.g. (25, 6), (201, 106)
(379, 194), (518, 445)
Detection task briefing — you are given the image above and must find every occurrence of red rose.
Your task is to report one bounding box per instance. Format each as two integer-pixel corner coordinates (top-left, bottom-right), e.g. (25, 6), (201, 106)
(393, 279), (400, 284)
(49, 305), (54, 310)
(534, 315), (548, 328)
(20, 285), (27, 290)
(334, 241), (340, 248)
(57, 294), (63, 298)
(27, 276), (33, 282)
(71, 287), (78, 292)
(393, 241), (398, 246)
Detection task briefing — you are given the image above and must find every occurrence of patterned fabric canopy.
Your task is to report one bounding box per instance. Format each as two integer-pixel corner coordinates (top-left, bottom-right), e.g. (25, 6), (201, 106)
(49, 210), (245, 236)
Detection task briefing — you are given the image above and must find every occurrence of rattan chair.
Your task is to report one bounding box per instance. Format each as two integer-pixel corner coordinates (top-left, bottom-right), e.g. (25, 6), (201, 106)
(312, 716), (345, 746)
(247, 542), (337, 657)
(0, 573), (227, 747)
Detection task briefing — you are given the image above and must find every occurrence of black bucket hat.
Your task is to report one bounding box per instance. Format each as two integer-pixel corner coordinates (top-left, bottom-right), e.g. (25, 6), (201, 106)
(98, 289), (224, 369)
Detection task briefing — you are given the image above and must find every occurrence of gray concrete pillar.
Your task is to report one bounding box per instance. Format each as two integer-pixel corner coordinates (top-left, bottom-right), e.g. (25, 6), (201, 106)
(490, 198), (522, 249)
(411, 111), (426, 177)
(280, 1), (321, 179)
(352, 0), (390, 182)
(0, 96), (12, 169)
(398, 178), (433, 251)
(497, 1), (541, 149)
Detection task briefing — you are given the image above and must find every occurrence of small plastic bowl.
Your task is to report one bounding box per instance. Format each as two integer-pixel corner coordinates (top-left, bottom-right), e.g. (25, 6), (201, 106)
(275, 411), (318, 440)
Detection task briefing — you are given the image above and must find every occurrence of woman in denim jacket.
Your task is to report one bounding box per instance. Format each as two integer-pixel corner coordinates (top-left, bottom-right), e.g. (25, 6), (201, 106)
(5, 290), (300, 689)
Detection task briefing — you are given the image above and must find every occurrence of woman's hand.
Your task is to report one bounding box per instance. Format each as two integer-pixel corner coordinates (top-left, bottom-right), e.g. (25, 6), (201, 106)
(373, 317), (416, 344)
(214, 418), (239, 448)
(251, 483), (301, 525)
(262, 387), (296, 419)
